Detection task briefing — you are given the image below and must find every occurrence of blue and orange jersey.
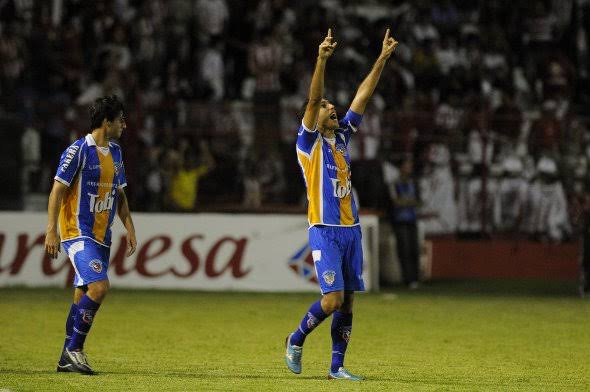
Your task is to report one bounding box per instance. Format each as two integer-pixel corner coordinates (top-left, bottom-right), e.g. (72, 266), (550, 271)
(296, 109), (362, 227)
(54, 134), (127, 247)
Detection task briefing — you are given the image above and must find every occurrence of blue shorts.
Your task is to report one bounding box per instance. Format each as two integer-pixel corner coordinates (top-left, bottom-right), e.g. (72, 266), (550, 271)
(309, 225), (365, 294)
(62, 238), (110, 287)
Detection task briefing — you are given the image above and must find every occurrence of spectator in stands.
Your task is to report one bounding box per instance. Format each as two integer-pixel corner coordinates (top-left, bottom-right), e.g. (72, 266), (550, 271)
(248, 27), (283, 151)
(386, 158), (421, 288)
(420, 144), (457, 235)
(494, 156), (528, 234)
(169, 140), (216, 211)
(199, 38), (225, 101)
(528, 100), (563, 159)
(492, 88), (523, 157)
(194, 0), (229, 43)
(457, 163), (497, 236)
(528, 156), (571, 242)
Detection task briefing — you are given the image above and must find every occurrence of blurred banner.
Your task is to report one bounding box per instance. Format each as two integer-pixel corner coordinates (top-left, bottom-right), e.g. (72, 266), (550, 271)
(0, 213), (379, 291)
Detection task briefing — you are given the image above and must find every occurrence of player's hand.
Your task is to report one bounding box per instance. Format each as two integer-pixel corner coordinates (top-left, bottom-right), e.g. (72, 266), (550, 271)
(318, 28), (337, 59)
(379, 28), (398, 60)
(126, 231), (137, 257)
(45, 229), (61, 259)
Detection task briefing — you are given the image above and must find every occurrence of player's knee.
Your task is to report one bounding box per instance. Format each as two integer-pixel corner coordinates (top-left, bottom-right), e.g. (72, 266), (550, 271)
(87, 280), (110, 302)
(322, 292), (344, 313)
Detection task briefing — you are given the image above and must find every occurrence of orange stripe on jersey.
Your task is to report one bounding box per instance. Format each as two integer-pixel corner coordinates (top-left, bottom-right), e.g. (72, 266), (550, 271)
(92, 151), (115, 242)
(331, 144), (354, 225)
(297, 140), (322, 224)
(59, 175), (82, 240)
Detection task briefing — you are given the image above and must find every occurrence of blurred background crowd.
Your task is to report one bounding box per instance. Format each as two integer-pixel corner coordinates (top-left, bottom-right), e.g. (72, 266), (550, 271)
(1, 0), (590, 241)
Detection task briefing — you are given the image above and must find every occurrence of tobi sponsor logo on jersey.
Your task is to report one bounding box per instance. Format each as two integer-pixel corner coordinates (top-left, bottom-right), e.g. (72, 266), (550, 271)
(88, 190), (116, 213)
(331, 178), (351, 199)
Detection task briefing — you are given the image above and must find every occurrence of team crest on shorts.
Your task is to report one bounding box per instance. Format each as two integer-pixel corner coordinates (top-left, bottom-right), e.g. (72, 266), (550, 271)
(322, 270), (336, 286)
(89, 259), (102, 273)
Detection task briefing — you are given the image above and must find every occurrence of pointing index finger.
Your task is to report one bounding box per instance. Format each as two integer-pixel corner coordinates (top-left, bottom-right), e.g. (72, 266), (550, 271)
(384, 28), (390, 40)
(328, 28), (332, 38)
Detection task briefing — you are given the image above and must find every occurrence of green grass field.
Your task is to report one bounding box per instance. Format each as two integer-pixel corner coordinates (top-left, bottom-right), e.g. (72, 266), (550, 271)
(1, 281), (589, 391)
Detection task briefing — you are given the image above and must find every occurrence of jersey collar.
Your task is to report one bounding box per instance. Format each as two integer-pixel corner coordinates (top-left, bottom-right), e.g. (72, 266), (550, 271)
(85, 134), (97, 146)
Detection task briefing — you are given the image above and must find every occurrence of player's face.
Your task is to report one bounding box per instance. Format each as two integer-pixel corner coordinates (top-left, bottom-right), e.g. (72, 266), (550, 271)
(107, 112), (126, 139)
(318, 99), (338, 131)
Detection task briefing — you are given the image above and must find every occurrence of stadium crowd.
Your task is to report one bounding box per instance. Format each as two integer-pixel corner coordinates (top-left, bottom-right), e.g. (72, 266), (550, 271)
(2, 0), (590, 240)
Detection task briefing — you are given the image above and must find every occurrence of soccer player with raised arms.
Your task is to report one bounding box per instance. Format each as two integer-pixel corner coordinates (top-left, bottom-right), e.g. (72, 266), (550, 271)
(45, 95), (137, 375)
(285, 28), (397, 380)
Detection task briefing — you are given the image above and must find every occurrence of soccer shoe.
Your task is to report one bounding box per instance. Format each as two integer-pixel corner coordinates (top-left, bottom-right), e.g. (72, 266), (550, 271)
(62, 348), (96, 375)
(284, 333), (303, 374)
(56, 349), (75, 372)
(328, 367), (363, 381)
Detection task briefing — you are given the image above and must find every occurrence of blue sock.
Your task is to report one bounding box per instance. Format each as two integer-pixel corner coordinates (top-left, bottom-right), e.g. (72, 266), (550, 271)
(290, 300), (328, 346)
(62, 303), (78, 351)
(67, 295), (100, 351)
(330, 311), (353, 372)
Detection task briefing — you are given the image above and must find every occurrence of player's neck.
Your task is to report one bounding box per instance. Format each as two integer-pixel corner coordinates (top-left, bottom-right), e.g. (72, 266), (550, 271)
(91, 128), (109, 147)
(319, 128), (335, 139)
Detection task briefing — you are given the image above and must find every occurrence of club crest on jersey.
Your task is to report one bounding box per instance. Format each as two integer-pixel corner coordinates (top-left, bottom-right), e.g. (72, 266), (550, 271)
(335, 143), (347, 155)
(322, 270), (336, 286)
(89, 259), (102, 273)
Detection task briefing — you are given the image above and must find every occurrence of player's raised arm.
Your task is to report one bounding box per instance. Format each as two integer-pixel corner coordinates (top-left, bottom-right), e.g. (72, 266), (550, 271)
(302, 29), (337, 131)
(45, 180), (68, 259)
(349, 28), (398, 115)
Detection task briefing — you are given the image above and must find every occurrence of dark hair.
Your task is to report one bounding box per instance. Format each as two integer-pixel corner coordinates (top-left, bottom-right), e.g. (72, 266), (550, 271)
(298, 98), (329, 120)
(89, 95), (125, 129)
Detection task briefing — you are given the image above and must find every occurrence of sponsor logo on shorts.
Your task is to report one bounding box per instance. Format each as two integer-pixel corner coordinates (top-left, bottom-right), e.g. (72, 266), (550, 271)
(89, 259), (103, 273)
(322, 270), (336, 286)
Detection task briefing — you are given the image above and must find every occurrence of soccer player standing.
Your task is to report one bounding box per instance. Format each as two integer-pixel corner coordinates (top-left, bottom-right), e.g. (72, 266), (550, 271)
(45, 95), (137, 375)
(285, 29), (397, 380)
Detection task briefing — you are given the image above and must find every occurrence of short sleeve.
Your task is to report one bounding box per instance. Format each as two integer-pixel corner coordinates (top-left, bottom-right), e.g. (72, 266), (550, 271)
(296, 121), (320, 155)
(116, 147), (127, 188)
(337, 110), (363, 146)
(118, 161), (127, 188)
(54, 141), (84, 187)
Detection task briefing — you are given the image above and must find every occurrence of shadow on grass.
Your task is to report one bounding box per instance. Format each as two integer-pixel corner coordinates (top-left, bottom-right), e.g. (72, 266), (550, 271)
(0, 368), (329, 381)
